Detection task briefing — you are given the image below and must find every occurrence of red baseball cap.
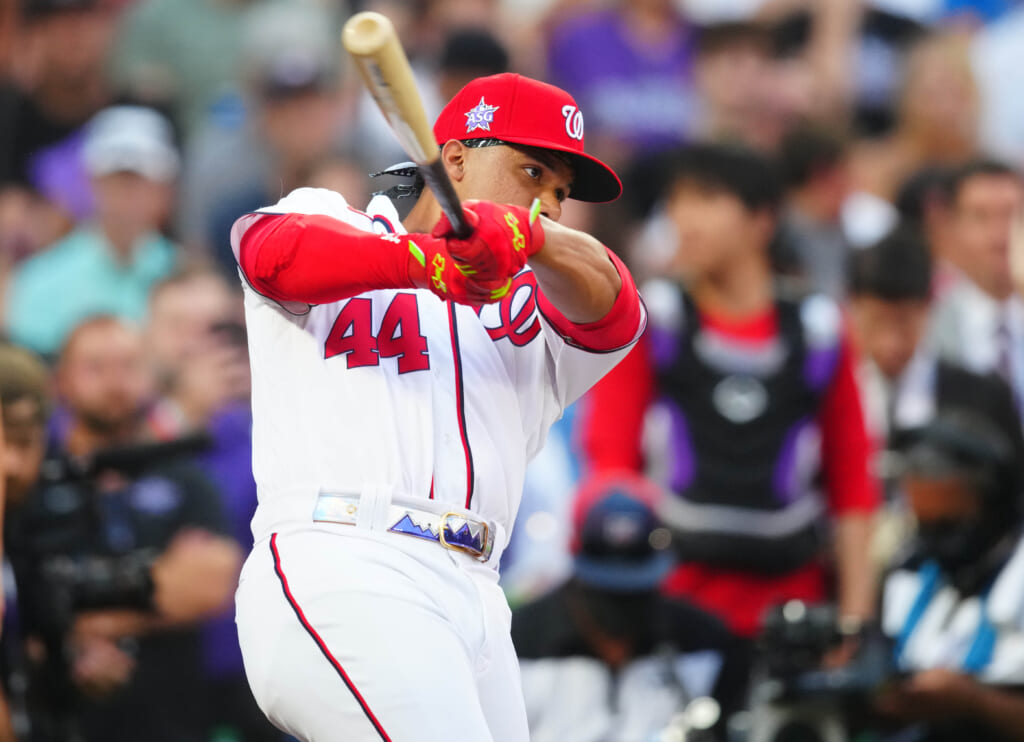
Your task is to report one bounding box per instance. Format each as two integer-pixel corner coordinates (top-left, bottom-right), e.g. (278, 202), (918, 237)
(433, 73), (622, 203)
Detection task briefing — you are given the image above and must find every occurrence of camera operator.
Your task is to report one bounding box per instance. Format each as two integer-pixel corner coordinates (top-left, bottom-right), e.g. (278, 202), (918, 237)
(5, 316), (242, 742)
(875, 409), (1024, 742)
(511, 473), (747, 742)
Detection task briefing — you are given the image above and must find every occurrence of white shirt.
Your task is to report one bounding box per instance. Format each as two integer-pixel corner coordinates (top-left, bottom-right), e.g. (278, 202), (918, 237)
(883, 534), (1024, 683)
(930, 275), (1024, 408)
(230, 188), (646, 546)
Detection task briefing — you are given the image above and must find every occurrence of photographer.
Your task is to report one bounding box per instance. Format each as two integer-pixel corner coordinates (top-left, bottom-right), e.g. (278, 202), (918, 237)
(5, 316), (241, 742)
(512, 473), (746, 742)
(875, 409), (1024, 742)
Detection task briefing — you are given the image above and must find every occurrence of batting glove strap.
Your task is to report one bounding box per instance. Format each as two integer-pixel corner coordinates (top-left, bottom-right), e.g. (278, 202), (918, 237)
(406, 235), (515, 306)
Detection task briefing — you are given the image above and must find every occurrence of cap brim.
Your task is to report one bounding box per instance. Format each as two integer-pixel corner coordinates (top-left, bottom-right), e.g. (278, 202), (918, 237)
(495, 135), (622, 203)
(573, 552), (674, 592)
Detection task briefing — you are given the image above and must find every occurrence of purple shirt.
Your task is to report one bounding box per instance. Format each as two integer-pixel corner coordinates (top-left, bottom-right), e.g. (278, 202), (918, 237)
(29, 128), (95, 221)
(546, 10), (698, 153)
(198, 403), (258, 677)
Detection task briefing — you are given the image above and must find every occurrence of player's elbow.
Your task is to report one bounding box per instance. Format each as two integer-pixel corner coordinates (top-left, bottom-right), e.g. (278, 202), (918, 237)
(238, 214), (305, 292)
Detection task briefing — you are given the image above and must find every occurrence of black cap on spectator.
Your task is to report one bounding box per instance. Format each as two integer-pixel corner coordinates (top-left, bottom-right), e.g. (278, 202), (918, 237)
(779, 126), (846, 190)
(439, 28), (509, 76)
(903, 408), (1017, 508)
(848, 224), (932, 301)
(665, 143), (783, 214)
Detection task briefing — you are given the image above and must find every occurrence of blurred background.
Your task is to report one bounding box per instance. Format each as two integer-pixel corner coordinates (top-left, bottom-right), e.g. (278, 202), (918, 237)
(1, 0), (1024, 741)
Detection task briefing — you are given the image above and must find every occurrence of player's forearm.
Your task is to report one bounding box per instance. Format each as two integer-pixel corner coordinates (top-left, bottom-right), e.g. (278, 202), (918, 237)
(834, 512), (877, 624)
(528, 219), (621, 323)
(151, 535), (242, 623)
(237, 213), (419, 304)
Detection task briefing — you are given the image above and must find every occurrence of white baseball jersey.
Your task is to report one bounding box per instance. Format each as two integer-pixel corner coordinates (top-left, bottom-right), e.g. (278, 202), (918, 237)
(230, 187), (646, 549)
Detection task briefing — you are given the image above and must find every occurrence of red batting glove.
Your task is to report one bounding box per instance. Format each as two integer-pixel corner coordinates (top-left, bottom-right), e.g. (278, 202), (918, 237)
(431, 199), (546, 284)
(406, 234), (514, 306)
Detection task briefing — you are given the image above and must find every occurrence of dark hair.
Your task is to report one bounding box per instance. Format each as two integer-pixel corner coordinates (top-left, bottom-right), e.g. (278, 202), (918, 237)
(779, 125), (847, 189)
(696, 21), (775, 58)
(847, 225), (932, 301)
(665, 143), (783, 213)
(947, 159), (1023, 206)
(440, 28), (509, 76)
(895, 165), (952, 224)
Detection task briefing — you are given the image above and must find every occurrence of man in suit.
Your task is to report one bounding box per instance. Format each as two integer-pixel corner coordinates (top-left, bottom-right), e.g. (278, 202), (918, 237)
(848, 225), (1024, 566)
(926, 160), (1024, 416)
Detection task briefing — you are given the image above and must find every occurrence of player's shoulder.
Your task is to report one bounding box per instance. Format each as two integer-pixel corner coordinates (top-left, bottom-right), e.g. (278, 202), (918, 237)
(257, 187), (354, 220)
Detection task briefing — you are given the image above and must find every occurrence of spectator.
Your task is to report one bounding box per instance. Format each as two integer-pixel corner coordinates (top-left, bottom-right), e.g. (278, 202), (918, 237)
(143, 268), (274, 741)
(512, 472), (745, 742)
(692, 21), (770, 149)
(0, 0), (118, 193)
(875, 410), (1024, 742)
(0, 344), (53, 742)
(145, 268), (249, 435)
(847, 226), (1024, 565)
(0, 0), (122, 266)
(851, 30), (980, 203)
(775, 125), (853, 300)
(4, 105), (180, 359)
(177, 1), (345, 271)
(545, 0), (698, 161)
(579, 144), (879, 653)
(928, 159), (1024, 410)
(0, 346), (50, 515)
(893, 165), (960, 296)
(5, 316), (241, 742)
(109, 0), (283, 144)
(437, 27), (510, 103)
(850, 226), (1022, 455)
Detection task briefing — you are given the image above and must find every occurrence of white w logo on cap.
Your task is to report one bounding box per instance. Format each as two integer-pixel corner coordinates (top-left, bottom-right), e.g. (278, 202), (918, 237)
(561, 105), (584, 141)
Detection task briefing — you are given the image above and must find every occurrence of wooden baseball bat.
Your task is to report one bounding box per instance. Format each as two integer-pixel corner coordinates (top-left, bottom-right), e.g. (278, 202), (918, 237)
(342, 11), (472, 238)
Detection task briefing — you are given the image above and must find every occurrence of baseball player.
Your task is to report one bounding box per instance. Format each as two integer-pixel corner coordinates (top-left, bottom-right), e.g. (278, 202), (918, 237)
(230, 73), (646, 742)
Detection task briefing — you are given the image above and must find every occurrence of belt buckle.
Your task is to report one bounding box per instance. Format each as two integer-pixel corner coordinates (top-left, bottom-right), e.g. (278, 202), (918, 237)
(438, 512), (492, 562)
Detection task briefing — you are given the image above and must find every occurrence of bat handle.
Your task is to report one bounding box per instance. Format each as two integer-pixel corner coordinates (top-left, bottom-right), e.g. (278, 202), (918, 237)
(419, 160), (473, 240)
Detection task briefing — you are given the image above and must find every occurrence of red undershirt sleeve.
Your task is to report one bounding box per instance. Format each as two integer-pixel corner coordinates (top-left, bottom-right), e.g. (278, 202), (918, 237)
(576, 334), (654, 475)
(236, 212), (417, 304)
(818, 335), (881, 515)
(535, 249), (645, 352)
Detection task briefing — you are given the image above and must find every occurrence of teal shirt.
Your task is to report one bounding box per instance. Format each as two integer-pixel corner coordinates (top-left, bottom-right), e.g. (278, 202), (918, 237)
(6, 227), (177, 356)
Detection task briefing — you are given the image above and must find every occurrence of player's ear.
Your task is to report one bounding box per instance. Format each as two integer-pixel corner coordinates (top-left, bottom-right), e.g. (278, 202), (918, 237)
(441, 140), (468, 182)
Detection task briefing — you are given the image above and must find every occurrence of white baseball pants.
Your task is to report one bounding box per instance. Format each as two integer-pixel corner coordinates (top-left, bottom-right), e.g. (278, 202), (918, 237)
(235, 524), (530, 742)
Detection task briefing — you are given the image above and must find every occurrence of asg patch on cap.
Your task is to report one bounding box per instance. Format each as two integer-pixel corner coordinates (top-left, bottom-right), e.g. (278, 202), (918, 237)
(465, 97), (500, 133)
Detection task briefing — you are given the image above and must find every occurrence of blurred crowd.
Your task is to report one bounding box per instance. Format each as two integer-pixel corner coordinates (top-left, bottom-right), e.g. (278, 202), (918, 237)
(0, 0), (1023, 740)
